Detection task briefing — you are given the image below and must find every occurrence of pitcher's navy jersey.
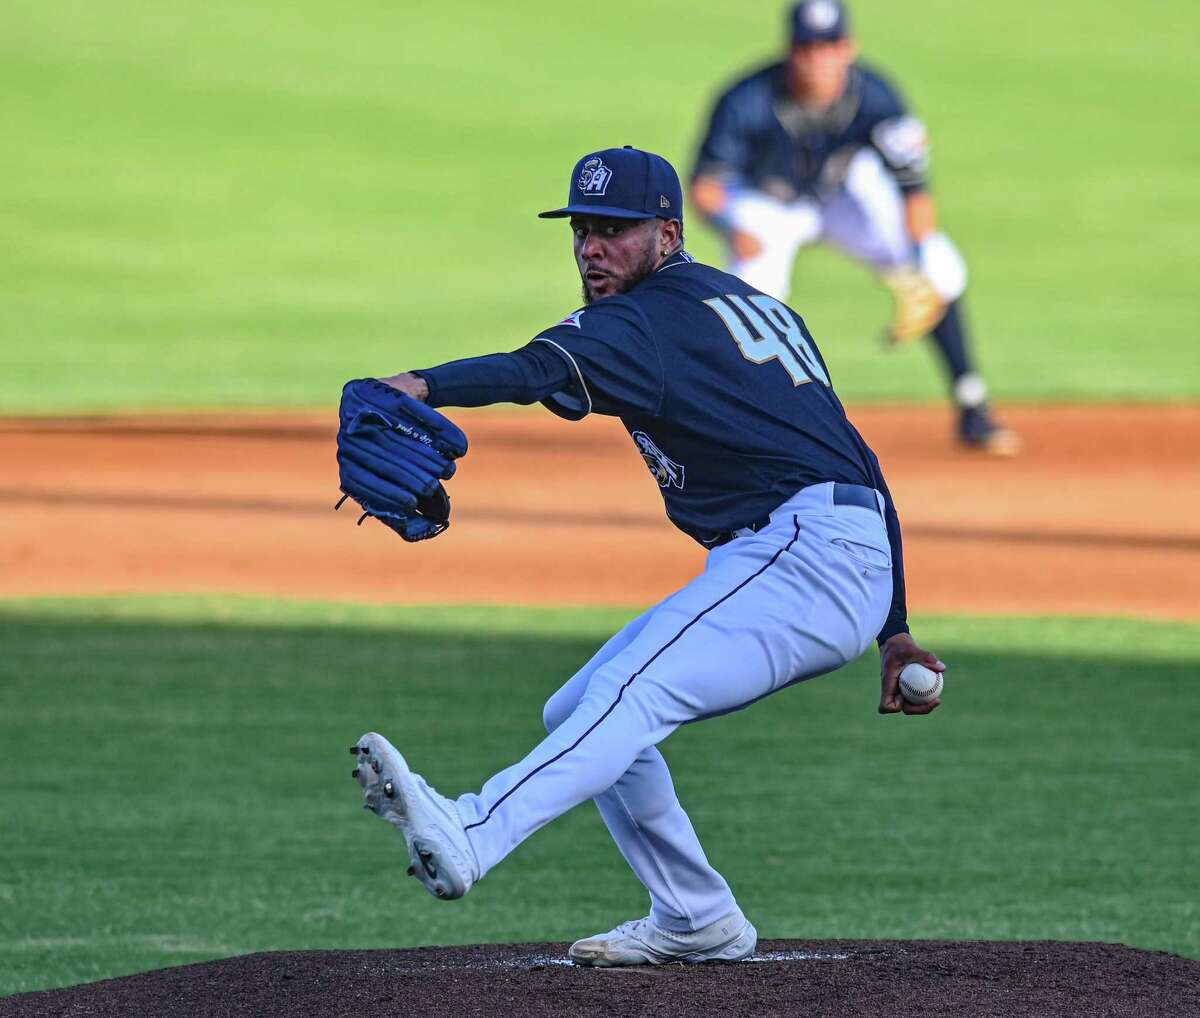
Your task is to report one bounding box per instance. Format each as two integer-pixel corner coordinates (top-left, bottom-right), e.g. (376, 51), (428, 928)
(692, 61), (928, 200)
(532, 251), (886, 545)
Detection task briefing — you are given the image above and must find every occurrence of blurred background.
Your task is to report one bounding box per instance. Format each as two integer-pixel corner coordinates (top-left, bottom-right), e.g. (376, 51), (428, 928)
(1, 0), (1197, 1000)
(3, 0), (1197, 409)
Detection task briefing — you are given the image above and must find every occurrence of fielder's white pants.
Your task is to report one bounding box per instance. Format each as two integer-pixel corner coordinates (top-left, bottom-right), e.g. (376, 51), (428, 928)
(728, 148), (968, 303)
(455, 483), (893, 932)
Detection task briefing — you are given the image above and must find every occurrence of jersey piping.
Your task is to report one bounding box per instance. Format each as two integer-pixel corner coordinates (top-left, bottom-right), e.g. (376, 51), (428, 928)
(531, 336), (594, 419)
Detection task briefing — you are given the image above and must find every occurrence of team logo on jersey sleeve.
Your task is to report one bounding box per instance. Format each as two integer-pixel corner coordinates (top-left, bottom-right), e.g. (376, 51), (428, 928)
(577, 156), (612, 196)
(632, 431), (686, 490)
(871, 116), (930, 172)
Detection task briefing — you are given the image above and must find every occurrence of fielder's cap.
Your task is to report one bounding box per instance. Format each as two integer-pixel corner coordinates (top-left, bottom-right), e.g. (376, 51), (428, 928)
(790, 0), (850, 44)
(538, 146), (683, 222)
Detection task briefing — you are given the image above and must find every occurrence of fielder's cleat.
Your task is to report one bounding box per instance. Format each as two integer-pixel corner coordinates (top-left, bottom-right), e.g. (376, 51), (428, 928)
(350, 746), (360, 755)
(351, 732), (479, 901)
(568, 909), (757, 967)
(958, 405), (1021, 456)
(352, 768), (360, 779)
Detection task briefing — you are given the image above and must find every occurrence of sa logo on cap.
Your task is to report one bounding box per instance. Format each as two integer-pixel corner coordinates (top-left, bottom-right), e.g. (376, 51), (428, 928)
(577, 156), (612, 196)
(805, 0), (840, 30)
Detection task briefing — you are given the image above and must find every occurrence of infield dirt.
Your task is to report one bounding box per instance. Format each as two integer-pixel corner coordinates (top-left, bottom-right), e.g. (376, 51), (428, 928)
(2, 404), (1197, 619)
(2, 940), (1196, 1018)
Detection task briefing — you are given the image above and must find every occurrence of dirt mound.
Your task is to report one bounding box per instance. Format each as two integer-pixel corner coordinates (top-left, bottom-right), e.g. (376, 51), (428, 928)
(3, 940), (1195, 1018)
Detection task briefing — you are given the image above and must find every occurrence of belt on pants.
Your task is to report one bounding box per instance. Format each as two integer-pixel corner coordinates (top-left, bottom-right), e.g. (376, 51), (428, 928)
(705, 482), (881, 548)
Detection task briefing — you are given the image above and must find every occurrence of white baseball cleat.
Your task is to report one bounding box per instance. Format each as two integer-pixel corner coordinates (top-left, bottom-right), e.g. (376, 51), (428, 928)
(351, 732), (479, 901)
(568, 909), (757, 967)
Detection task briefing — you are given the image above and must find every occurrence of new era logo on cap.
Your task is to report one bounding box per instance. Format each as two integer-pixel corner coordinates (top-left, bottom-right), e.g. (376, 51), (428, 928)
(660, 195), (671, 208)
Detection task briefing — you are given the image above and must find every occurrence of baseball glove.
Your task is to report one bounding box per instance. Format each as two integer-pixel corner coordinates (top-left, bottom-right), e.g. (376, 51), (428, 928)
(880, 265), (947, 344)
(336, 378), (468, 542)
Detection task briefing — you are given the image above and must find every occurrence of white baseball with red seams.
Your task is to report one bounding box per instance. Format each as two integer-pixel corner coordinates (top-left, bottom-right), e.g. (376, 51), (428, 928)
(899, 662), (943, 704)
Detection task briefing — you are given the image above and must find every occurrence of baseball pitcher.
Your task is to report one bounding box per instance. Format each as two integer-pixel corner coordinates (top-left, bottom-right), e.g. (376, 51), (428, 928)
(339, 146), (944, 967)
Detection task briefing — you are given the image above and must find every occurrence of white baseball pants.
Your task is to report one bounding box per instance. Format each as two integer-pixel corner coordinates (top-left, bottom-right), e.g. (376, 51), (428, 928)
(455, 482), (894, 932)
(727, 148), (968, 303)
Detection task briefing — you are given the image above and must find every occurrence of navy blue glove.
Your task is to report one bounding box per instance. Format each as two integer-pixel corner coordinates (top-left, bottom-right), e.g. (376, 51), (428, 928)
(336, 378), (468, 542)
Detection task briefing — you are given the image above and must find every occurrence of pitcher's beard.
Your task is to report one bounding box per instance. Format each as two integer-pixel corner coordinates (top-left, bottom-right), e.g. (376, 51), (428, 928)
(580, 237), (661, 305)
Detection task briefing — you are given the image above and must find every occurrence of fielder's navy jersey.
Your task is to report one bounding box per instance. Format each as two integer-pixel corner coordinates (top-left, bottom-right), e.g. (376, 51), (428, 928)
(692, 61), (929, 200)
(532, 252), (888, 544)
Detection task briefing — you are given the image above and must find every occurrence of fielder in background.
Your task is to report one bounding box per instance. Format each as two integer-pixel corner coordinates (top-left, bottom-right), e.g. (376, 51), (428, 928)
(690, 0), (1019, 454)
(345, 146), (944, 968)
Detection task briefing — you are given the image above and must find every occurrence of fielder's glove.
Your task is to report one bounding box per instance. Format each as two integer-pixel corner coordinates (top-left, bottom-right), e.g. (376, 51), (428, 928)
(880, 265), (947, 344)
(335, 378), (468, 542)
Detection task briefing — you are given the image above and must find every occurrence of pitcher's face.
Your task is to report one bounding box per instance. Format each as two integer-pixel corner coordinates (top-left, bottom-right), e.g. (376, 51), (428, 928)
(570, 216), (662, 304)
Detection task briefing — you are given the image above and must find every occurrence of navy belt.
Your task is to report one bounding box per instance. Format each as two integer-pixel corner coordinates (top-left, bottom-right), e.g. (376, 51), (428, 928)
(831, 482), (880, 513)
(705, 483), (880, 548)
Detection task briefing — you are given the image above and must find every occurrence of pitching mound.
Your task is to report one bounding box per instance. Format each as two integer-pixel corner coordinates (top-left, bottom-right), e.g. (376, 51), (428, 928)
(3, 940), (1195, 1018)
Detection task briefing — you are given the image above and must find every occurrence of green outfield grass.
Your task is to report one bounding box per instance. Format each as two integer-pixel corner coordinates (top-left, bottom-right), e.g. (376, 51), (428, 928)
(0, 596), (1196, 996)
(3, 1), (1198, 411)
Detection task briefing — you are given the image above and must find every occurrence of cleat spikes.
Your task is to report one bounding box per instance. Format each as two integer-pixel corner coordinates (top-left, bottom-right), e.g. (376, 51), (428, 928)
(352, 768), (360, 779)
(350, 746), (360, 755)
(350, 732), (477, 901)
(417, 848), (438, 879)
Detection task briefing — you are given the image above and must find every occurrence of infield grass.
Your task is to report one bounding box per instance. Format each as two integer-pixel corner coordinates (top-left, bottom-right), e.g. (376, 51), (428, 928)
(3, 0), (1199, 411)
(0, 596), (1196, 996)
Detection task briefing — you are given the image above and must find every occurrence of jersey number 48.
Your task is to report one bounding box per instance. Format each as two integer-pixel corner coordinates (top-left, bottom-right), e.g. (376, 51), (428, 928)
(703, 294), (830, 388)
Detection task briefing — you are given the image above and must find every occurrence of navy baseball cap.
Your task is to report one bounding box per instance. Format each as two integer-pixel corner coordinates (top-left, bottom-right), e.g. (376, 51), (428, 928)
(538, 146), (683, 222)
(790, 0), (850, 44)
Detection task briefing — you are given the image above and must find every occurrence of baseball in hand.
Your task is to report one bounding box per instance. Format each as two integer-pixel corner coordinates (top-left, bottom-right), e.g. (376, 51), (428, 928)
(899, 662), (943, 704)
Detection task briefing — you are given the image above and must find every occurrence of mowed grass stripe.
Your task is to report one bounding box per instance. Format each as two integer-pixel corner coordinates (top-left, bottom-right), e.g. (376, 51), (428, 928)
(0, 597), (1196, 997)
(2, 0), (1199, 410)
